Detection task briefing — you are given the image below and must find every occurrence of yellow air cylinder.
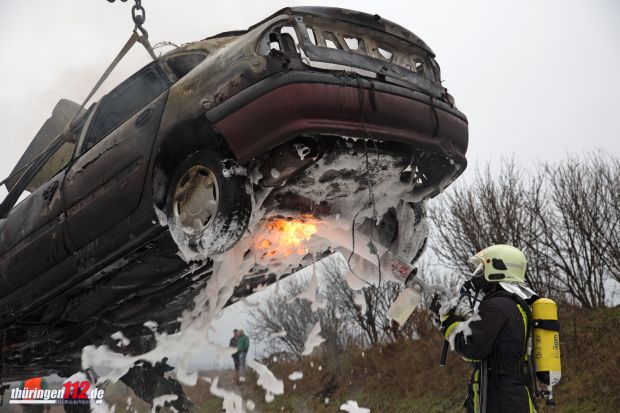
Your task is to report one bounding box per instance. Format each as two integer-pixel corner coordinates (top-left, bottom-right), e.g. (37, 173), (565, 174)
(532, 298), (561, 386)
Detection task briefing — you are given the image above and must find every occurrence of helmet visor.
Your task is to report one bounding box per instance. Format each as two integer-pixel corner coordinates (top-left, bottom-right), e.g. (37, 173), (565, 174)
(468, 256), (484, 276)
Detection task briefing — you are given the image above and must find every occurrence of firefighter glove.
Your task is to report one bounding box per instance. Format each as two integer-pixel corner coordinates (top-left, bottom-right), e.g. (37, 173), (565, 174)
(440, 313), (465, 339)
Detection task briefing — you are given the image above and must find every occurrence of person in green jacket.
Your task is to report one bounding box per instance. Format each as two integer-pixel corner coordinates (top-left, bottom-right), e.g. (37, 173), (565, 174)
(236, 329), (250, 381)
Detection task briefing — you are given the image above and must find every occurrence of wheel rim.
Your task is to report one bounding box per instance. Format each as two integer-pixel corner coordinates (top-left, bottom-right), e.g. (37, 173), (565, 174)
(172, 165), (219, 234)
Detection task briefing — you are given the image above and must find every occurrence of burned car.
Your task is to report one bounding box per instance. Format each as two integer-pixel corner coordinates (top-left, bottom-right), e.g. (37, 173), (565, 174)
(0, 6), (467, 407)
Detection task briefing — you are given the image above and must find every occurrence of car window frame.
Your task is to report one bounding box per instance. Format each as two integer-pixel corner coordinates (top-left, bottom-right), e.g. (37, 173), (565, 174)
(77, 61), (173, 156)
(256, 21), (303, 56)
(73, 102), (100, 158)
(164, 50), (208, 81)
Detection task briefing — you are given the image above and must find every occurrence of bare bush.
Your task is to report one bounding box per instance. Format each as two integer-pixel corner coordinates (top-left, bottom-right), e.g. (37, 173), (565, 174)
(429, 158), (558, 297)
(319, 254), (418, 345)
(248, 252), (420, 356)
(535, 153), (619, 307)
(429, 153), (619, 307)
(247, 265), (349, 358)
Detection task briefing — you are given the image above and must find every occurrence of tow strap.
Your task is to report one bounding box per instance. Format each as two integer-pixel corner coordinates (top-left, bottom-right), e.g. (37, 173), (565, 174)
(0, 0), (158, 215)
(72, 0), (157, 124)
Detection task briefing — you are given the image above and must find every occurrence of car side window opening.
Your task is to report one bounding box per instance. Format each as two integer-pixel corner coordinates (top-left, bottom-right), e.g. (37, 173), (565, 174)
(260, 25), (301, 55)
(268, 33), (281, 51)
(81, 62), (170, 154)
(306, 27), (317, 45)
(166, 52), (207, 79)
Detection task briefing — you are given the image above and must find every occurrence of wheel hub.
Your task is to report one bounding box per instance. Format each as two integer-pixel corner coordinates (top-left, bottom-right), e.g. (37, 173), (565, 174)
(173, 166), (219, 233)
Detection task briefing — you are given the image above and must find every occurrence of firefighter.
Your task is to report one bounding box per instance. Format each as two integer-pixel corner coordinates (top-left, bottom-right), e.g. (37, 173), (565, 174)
(431, 245), (537, 413)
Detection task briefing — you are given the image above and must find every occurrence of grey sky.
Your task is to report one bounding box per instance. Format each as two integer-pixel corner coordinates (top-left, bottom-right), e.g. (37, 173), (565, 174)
(1, 0), (619, 187)
(1, 0), (619, 364)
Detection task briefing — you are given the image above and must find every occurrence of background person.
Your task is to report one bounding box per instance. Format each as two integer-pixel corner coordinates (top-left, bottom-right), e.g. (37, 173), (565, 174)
(229, 329), (239, 372)
(236, 329), (250, 382)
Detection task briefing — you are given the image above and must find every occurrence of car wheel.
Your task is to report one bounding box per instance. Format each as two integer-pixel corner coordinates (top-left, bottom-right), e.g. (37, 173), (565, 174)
(165, 151), (251, 258)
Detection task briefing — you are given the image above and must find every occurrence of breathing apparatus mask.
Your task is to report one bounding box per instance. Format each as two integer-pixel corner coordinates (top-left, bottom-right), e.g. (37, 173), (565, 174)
(463, 262), (486, 290)
(459, 262), (488, 309)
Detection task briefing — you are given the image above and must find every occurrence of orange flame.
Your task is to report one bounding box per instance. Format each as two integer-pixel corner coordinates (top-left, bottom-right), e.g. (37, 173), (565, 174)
(256, 216), (319, 257)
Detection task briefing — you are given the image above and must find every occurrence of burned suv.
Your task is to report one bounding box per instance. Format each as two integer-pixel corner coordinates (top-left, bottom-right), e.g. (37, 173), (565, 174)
(0, 6), (467, 400)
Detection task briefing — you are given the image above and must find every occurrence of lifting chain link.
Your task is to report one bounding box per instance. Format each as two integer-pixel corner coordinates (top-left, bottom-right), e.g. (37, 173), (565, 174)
(106, 0), (148, 38)
(131, 0), (146, 28)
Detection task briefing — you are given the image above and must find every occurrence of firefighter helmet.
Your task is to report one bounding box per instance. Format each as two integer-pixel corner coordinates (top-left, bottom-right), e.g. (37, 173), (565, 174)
(468, 244), (527, 283)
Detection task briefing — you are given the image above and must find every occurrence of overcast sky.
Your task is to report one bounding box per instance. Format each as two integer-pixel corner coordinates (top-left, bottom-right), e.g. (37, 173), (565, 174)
(1, 0), (619, 185)
(1, 0), (619, 365)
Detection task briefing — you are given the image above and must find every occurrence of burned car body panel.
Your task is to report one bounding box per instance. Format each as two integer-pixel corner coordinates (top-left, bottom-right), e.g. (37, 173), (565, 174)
(158, 7), (466, 164)
(0, 7), (468, 382)
(63, 91), (168, 249)
(209, 74), (466, 164)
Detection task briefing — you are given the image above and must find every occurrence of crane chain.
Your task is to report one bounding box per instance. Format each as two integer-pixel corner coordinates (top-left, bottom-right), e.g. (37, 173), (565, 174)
(105, 0), (148, 36)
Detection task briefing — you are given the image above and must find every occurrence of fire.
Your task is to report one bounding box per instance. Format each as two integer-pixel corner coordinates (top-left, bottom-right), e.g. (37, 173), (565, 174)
(256, 216), (319, 257)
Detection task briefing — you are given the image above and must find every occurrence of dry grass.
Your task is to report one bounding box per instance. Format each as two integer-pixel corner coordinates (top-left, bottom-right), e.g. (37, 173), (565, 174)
(5, 307), (615, 413)
(210, 306), (620, 412)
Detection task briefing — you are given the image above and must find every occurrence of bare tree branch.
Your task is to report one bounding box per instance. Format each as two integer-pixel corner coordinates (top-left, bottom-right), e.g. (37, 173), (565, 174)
(428, 153), (618, 307)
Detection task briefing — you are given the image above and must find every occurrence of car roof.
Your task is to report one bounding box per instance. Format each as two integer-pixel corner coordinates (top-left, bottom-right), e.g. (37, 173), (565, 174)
(164, 6), (435, 58)
(264, 7), (435, 56)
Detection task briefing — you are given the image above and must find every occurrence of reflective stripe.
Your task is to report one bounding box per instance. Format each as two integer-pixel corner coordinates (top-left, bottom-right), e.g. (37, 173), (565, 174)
(520, 302), (538, 413)
(525, 386), (537, 413)
(473, 369), (480, 413)
(516, 303), (528, 360)
(444, 321), (461, 340)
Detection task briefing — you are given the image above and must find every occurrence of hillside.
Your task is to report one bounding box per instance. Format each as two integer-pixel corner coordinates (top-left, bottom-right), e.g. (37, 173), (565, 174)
(191, 306), (619, 412)
(6, 306), (615, 413)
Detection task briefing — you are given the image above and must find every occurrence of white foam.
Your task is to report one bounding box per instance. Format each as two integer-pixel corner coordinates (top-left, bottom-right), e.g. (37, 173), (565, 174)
(288, 371), (303, 381)
(151, 394), (178, 413)
(247, 359), (284, 401)
(209, 377), (244, 413)
(447, 313), (482, 351)
(340, 400), (370, 413)
(302, 322), (325, 356)
(287, 263), (325, 312)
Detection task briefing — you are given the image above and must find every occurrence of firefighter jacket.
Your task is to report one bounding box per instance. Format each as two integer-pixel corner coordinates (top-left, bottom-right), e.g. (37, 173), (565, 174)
(447, 291), (537, 413)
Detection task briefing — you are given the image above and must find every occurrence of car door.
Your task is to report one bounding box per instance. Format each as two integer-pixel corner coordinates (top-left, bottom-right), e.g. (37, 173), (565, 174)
(63, 62), (171, 251)
(0, 171), (68, 306)
(0, 100), (87, 318)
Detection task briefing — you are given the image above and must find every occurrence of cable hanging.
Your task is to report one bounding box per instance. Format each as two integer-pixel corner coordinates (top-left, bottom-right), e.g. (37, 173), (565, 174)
(345, 77), (383, 289)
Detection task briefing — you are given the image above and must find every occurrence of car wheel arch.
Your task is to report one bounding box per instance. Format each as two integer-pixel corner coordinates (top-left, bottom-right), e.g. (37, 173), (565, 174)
(151, 116), (235, 208)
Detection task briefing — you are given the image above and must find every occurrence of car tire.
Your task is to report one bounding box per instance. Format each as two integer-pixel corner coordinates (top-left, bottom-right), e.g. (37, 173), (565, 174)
(165, 151), (251, 258)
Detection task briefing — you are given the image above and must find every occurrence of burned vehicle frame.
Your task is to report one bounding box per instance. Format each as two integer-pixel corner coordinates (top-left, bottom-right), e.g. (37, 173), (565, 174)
(0, 6), (468, 404)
